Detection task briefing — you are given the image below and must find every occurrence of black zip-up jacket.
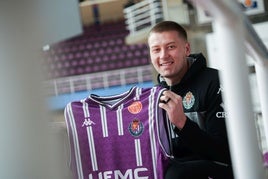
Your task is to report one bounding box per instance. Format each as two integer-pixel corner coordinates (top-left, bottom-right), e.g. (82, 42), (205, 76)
(158, 53), (232, 165)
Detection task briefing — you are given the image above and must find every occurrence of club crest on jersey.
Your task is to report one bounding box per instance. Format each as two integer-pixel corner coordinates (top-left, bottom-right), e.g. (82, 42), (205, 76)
(183, 91), (195, 110)
(128, 101), (143, 114)
(128, 119), (144, 137)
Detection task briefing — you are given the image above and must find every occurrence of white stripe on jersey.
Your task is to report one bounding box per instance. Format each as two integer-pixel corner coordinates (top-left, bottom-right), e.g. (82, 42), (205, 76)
(87, 126), (98, 171)
(82, 101), (98, 172)
(148, 87), (158, 179)
(66, 103), (84, 179)
(117, 104), (124, 136)
(82, 99), (90, 118)
(169, 122), (178, 139)
(134, 87), (142, 101)
(64, 107), (72, 167)
(100, 105), (108, 137)
(135, 139), (143, 166)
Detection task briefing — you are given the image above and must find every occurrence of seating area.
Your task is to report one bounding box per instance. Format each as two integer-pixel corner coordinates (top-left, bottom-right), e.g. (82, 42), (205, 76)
(42, 20), (150, 80)
(42, 20), (153, 96)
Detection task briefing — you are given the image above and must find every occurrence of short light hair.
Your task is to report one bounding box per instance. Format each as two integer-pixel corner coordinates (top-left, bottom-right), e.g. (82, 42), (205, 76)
(148, 21), (187, 41)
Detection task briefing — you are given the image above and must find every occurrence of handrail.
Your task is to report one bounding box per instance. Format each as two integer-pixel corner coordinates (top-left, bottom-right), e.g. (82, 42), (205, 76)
(189, 0), (268, 66)
(243, 16), (268, 66)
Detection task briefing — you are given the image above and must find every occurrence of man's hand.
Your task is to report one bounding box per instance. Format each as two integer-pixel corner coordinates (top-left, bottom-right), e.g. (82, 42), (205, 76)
(159, 90), (187, 130)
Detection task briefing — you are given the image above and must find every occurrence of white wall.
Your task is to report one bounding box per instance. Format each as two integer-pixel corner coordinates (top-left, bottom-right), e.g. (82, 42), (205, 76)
(0, 0), (81, 178)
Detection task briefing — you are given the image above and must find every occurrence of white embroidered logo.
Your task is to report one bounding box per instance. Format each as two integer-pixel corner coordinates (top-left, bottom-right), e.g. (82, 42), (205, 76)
(82, 117), (95, 127)
(217, 85), (224, 94)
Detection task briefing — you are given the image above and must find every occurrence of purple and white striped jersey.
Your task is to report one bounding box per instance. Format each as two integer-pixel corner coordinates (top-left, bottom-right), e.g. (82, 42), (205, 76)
(64, 86), (173, 179)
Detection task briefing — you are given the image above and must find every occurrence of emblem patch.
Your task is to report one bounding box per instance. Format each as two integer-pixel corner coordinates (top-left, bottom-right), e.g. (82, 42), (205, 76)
(128, 119), (144, 137)
(183, 91), (195, 110)
(128, 101), (142, 114)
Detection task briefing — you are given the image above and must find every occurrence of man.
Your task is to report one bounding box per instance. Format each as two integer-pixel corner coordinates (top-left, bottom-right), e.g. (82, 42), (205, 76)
(147, 21), (233, 178)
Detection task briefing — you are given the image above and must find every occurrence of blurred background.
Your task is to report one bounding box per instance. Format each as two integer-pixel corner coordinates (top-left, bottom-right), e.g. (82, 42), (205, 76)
(42, 0), (268, 114)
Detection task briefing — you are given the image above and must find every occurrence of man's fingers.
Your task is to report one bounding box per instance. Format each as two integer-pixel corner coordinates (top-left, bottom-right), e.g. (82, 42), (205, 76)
(162, 90), (175, 99)
(160, 90), (183, 105)
(164, 98), (171, 103)
(160, 94), (171, 104)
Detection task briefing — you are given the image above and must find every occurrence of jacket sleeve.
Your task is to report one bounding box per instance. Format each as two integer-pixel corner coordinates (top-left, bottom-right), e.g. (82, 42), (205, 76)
(174, 77), (232, 165)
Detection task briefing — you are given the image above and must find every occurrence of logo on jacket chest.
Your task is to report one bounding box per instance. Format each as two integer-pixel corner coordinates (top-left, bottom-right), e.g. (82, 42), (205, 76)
(182, 91), (195, 110)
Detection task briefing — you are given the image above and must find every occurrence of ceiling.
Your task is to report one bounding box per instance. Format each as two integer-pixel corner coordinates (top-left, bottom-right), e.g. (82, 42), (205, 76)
(79, 0), (128, 26)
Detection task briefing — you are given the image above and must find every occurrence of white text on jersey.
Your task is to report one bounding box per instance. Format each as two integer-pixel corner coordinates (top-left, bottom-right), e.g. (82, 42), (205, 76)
(88, 167), (149, 179)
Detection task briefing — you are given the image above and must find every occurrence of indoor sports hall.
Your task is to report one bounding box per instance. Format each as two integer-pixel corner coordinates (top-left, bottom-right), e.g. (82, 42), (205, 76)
(1, 0), (268, 178)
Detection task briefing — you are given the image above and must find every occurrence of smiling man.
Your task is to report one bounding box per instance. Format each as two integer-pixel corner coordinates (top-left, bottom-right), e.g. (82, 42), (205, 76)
(148, 21), (234, 179)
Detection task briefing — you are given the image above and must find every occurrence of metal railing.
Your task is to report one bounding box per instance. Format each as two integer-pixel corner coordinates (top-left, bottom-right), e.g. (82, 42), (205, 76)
(123, 0), (163, 34)
(43, 65), (153, 96)
(188, 0), (268, 179)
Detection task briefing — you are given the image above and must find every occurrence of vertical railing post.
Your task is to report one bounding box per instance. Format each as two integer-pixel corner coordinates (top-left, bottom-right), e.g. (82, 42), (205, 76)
(213, 17), (266, 179)
(255, 63), (268, 153)
(149, 0), (156, 26)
